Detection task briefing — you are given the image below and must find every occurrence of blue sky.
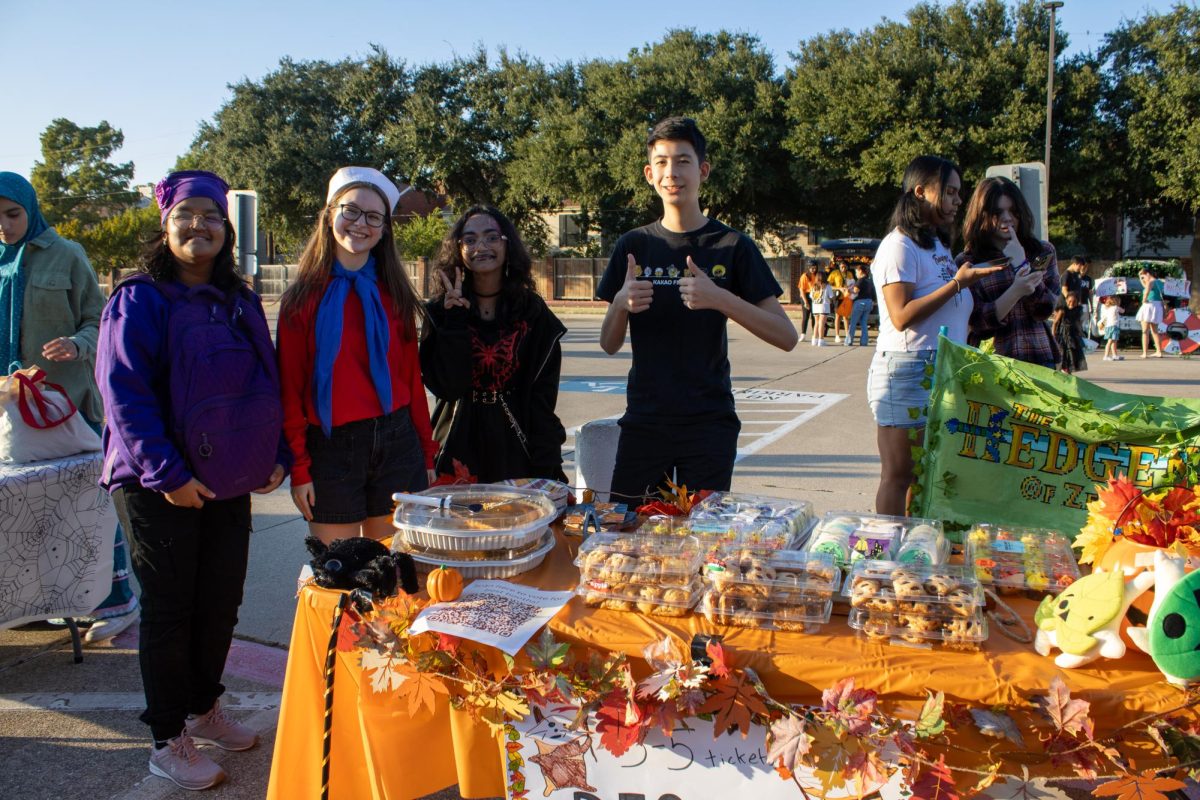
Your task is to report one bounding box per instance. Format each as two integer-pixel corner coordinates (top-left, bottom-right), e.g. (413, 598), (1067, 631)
(4, 0), (1188, 186)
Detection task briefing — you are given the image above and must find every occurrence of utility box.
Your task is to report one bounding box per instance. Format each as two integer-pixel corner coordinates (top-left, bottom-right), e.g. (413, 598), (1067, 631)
(226, 190), (259, 278)
(984, 163), (1047, 241)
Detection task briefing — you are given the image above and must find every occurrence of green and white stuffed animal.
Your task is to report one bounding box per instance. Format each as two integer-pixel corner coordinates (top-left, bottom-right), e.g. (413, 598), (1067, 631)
(1128, 550), (1200, 686)
(1035, 568), (1155, 669)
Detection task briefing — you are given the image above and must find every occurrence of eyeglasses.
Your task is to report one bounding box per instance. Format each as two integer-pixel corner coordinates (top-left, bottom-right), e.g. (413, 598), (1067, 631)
(336, 204), (386, 228)
(169, 213), (225, 229)
(459, 233), (506, 250)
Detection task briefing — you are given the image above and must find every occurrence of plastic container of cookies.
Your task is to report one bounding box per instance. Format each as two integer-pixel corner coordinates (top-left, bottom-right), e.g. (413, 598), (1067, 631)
(687, 492), (815, 548)
(844, 561), (987, 649)
(809, 512), (944, 568)
(576, 577), (703, 616)
(699, 548), (840, 632)
(392, 484), (556, 552)
(964, 525), (1079, 594)
(847, 607), (988, 650)
(395, 530), (557, 579)
(574, 533), (705, 590)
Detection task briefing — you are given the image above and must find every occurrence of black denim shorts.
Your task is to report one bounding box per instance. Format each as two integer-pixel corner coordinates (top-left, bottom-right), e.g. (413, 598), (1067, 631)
(305, 408), (428, 524)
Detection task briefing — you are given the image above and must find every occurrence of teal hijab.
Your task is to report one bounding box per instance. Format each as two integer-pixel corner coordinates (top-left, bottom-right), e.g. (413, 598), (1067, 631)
(0, 172), (50, 373)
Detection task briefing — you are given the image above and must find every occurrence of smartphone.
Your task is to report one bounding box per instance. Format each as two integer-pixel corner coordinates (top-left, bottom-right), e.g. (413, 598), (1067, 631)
(974, 256), (1011, 269)
(1029, 253), (1052, 272)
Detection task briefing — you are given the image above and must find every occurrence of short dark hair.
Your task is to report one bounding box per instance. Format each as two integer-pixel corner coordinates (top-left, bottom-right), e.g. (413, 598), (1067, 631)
(1072, 255), (1087, 265)
(646, 116), (707, 163)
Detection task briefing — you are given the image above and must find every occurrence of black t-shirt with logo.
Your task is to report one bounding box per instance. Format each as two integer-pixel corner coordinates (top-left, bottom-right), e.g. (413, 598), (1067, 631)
(597, 219), (782, 423)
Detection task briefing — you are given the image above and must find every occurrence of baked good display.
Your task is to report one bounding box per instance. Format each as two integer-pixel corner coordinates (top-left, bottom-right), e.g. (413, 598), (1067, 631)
(809, 512), (945, 568)
(574, 533), (705, 615)
(965, 525), (1079, 595)
(700, 548), (840, 632)
(845, 561), (988, 650)
(686, 492), (816, 550)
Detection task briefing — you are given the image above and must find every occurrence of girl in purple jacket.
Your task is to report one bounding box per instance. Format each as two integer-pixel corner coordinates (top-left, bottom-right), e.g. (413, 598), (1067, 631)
(97, 171), (287, 791)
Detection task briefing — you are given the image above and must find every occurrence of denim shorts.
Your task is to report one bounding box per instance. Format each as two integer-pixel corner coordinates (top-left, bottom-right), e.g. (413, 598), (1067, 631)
(867, 350), (937, 428)
(305, 408), (428, 523)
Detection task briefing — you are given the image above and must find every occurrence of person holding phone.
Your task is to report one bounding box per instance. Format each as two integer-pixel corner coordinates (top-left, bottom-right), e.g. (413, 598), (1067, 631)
(957, 176), (1061, 369)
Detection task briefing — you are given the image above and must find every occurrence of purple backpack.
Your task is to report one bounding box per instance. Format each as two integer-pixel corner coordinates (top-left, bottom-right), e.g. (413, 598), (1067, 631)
(127, 275), (283, 500)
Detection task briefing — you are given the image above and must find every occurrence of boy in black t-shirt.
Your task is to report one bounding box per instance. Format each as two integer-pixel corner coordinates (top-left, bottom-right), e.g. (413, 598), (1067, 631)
(597, 117), (798, 501)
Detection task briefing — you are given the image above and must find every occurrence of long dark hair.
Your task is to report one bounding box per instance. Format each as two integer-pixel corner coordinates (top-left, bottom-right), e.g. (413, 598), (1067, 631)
(433, 205), (538, 322)
(888, 155), (959, 250)
(281, 182), (423, 338)
(960, 176), (1041, 260)
(137, 222), (243, 295)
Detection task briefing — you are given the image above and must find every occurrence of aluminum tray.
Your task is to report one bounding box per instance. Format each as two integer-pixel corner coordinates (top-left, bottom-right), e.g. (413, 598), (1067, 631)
(392, 483), (557, 552)
(400, 530), (557, 579)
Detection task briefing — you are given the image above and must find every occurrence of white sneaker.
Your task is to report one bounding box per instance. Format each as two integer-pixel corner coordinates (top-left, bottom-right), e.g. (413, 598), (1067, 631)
(84, 609), (139, 644)
(810, 339), (817, 346)
(797, 334), (805, 342)
(817, 340), (828, 347)
(834, 336), (842, 343)
(1103, 356), (1112, 361)
(1114, 355), (1124, 361)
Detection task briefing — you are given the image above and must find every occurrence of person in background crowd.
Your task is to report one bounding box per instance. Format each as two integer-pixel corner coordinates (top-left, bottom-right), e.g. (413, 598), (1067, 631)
(957, 176), (1061, 369)
(809, 269), (833, 347)
(796, 260), (820, 342)
(421, 205), (567, 483)
(847, 263), (875, 346)
(277, 167), (436, 543)
(1098, 294), (1124, 361)
(1136, 267), (1166, 358)
(0, 171), (140, 643)
(828, 259), (852, 342)
(1053, 290), (1088, 374)
(868, 156), (1003, 516)
(97, 170), (287, 790)
(1063, 255), (1095, 334)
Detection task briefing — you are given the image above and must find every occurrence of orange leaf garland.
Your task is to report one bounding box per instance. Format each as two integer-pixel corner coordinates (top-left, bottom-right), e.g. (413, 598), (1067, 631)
(1094, 770), (1186, 800)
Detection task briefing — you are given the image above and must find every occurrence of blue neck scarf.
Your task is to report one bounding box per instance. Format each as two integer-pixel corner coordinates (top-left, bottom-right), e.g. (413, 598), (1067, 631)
(313, 256), (393, 436)
(0, 172), (51, 374)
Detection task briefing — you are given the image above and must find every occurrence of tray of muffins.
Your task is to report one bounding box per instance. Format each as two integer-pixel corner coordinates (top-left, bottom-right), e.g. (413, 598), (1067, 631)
(845, 561), (988, 650)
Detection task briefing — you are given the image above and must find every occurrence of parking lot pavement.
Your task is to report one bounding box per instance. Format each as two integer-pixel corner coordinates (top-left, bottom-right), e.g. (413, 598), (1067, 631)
(2, 311), (1195, 799)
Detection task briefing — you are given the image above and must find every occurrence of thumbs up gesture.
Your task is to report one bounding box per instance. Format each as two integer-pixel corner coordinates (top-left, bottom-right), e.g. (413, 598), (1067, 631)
(616, 253), (654, 313)
(678, 256), (723, 311)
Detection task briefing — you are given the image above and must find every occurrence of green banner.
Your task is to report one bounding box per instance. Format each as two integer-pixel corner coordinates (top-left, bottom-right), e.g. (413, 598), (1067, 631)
(915, 338), (1200, 540)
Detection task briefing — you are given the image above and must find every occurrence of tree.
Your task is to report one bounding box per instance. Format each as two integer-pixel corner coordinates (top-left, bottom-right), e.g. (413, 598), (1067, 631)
(782, 0), (1100, 240)
(30, 119), (137, 226)
(1100, 5), (1200, 287)
(57, 205), (160, 275)
(394, 212), (449, 259)
(185, 45), (410, 240)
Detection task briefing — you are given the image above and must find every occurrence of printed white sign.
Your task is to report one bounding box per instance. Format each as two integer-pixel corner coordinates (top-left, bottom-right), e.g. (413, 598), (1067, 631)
(409, 581), (574, 655)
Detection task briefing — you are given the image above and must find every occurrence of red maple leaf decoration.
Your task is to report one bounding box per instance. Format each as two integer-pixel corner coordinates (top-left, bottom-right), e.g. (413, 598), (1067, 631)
(595, 689), (645, 757)
(1095, 474), (1145, 527)
(909, 755), (959, 800)
(821, 677), (878, 737)
(429, 459), (477, 487)
(706, 640), (732, 679)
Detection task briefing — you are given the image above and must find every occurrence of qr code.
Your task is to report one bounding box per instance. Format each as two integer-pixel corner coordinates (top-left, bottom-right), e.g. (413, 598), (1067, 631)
(425, 593), (540, 638)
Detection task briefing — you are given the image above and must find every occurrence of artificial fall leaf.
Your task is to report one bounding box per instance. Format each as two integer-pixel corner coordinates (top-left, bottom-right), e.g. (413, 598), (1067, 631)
(1074, 517), (1117, 566)
(1039, 730), (1104, 779)
(982, 767), (1071, 800)
(1033, 676), (1091, 737)
(698, 674), (769, 739)
(1093, 769), (1186, 800)
(393, 663), (449, 717)
(677, 688), (707, 716)
(336, 611), (361, 653)
(526, 628), (570, 670)
(361, 648), (410, 693)
(766, 715), (813, 773)
(970, 708), (1026, 746)
(644, 700), (686, 738)
(494, 690), (530, 721)
(846, 747), (890, 793)
(915, 690), (946, 739)
(909, 755), (960, 800)
(706, 639), (731, 679)
(821, 677), (878, 737)
(1093, 474), (1145, 526)
(595, 690), (644, 757)
(429, 458), (477, 487)
(434, 633), (461, 655)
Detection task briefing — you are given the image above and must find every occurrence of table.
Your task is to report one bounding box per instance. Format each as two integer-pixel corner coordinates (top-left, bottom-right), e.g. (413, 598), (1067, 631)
(268, 531), (1188, 799)
(0, 452), (115, 629)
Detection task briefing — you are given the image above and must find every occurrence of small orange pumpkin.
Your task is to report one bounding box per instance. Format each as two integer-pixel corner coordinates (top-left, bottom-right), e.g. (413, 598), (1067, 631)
(427, 565), (464, 603)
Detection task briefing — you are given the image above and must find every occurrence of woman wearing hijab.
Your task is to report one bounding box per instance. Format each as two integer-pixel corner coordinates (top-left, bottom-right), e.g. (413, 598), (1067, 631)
(0, 172), (139, 642)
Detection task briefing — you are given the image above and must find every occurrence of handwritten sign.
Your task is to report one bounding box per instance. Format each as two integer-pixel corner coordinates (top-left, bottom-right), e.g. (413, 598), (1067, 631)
(504, 704), (905, 800)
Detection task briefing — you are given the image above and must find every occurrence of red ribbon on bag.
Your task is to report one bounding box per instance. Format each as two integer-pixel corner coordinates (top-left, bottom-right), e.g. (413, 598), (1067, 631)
(14, 368), (78, 430)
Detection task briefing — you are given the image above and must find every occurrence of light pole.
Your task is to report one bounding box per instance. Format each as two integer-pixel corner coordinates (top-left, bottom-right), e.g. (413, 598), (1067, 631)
(1043, 1), (1064, 199)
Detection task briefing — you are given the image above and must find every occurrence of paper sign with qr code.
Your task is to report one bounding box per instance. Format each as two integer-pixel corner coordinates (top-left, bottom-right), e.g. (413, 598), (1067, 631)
(410, 580), (574, 655)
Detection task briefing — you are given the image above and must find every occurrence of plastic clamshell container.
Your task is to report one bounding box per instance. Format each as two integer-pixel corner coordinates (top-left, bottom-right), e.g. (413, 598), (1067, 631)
(843, 561), (984, 610)
(848, 607), (988, 650)
(396, 530), (557, 579)
(689, 492), (815, 536)
(496, 477), (570, 515)
(576, 577), (703, 616)
(575, 533), (704, 589)
(703, 548), (841, 601)
(964, 524), (1080, 594)
(701, 592), (833, 633)
(392, 484), (557, 552)
(809, 511), (944, 567)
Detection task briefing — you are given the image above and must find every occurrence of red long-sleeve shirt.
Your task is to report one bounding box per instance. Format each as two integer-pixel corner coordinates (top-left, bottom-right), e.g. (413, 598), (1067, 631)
(277, 283), (436, 485)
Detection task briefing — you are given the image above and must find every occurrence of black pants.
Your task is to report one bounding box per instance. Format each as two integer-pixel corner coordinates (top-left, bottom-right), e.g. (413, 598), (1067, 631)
(609, 414), (740, 502)
(799, 300), (813, 335)
(113, 486), (252, 742)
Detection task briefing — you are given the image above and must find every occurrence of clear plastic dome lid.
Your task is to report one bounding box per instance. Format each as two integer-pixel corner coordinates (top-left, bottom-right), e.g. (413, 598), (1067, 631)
(392, 483), (557, 539)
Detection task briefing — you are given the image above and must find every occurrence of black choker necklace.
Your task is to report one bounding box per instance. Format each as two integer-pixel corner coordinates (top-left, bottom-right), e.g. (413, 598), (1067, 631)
(474, 289), (502, 298)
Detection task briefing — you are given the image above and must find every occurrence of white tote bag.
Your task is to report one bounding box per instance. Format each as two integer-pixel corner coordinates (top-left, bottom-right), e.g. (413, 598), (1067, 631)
(0, 366), (101, 463)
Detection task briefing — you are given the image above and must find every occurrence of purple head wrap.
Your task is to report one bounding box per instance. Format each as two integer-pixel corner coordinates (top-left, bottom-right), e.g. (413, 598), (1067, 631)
(155, 170), (230, 226)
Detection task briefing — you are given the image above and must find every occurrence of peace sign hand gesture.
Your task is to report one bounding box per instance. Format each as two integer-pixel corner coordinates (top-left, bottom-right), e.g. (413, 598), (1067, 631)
(440, 267), (471, 310)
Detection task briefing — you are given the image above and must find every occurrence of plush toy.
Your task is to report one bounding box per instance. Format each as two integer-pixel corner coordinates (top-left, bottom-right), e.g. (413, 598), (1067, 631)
(1034, 567), (1155, 668)
(1128, 550), (1200, 686)
(305, 535), (419, 597)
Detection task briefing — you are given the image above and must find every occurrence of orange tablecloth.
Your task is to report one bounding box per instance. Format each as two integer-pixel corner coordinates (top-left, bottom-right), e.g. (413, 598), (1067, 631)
(268, 531), (1187, 799)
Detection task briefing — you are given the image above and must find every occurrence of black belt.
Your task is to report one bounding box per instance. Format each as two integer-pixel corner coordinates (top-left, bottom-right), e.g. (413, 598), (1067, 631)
(472, 390), (511, 405)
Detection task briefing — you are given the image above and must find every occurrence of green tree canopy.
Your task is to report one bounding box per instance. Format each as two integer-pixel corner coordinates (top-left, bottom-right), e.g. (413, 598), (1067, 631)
(58, 205), (160, 275)
(30, 119), (137, 226)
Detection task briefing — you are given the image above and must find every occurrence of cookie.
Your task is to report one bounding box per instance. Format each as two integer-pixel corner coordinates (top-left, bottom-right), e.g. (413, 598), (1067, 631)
(924, 573), (959, 596)
(636, 585), (662, 615)
(899, 613), (940, 633)
(944, 588), (977, 617)
(849, 579), (882, 608)
(861, 616), (891, 640)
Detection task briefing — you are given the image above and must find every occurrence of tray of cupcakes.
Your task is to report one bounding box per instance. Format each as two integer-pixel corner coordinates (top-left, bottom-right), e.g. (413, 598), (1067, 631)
(964, 524), (1079, 596)
(699, 548), (841, 633)
(845, 561), (988, 650)
(574, 533), (705, 616)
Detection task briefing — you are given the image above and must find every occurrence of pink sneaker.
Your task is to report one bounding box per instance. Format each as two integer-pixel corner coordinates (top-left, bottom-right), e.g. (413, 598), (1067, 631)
(185, 700), (258, 751)
(148, 734), (226, 790)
